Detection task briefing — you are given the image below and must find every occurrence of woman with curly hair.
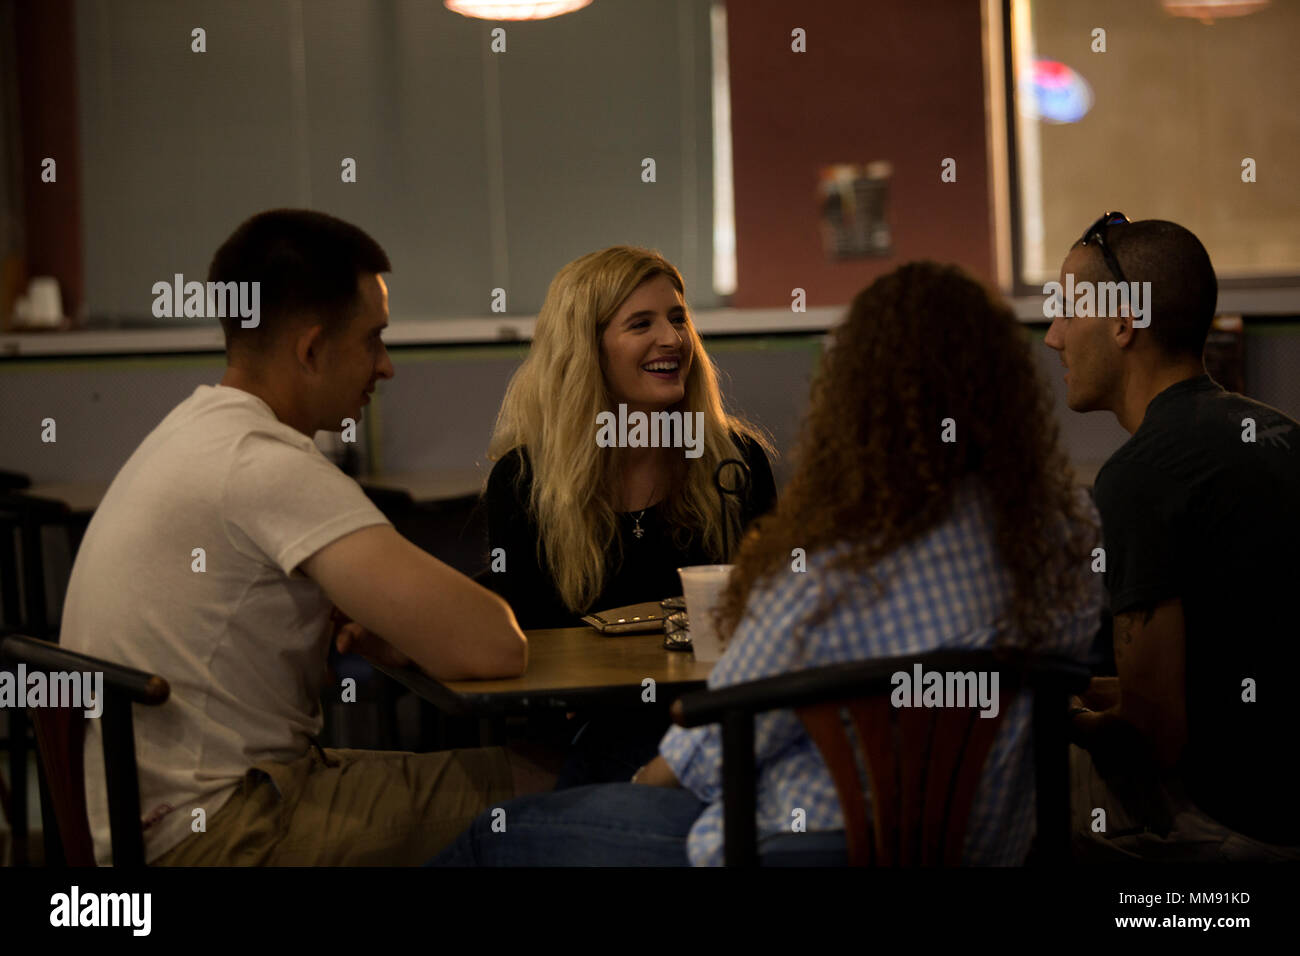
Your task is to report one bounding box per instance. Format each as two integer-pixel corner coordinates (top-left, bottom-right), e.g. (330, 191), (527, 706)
(434, 261), (1104, 865)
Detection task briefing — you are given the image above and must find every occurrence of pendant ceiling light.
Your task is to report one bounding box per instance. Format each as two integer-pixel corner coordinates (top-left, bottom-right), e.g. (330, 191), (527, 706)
(1162, 0), (1270, 23)
(444, 0), (593, 20)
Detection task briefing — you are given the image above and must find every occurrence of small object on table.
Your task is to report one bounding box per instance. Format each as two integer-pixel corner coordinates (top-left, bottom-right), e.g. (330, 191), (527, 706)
(661, 596), (691, 652)
(581, 601), (668, 635)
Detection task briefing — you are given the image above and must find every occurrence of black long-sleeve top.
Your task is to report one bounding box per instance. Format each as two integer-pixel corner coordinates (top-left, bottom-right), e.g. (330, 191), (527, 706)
(483, 435), (777, 629)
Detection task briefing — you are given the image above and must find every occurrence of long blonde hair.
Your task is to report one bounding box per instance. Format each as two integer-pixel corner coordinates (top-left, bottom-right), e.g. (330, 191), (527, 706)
(489, 246), (771, 614)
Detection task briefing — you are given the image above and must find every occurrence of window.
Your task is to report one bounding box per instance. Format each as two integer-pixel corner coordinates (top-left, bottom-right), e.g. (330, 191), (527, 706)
(74, 0), (719, 325)
(1004, 0), (1300, 292)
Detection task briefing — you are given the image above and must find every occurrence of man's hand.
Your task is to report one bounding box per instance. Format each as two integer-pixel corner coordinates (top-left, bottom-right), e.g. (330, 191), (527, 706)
(632, 754), (681, 788)
(1080, 676), (1121, 712)
(302, 525), (526, 680)
(329, 607), (412, 669)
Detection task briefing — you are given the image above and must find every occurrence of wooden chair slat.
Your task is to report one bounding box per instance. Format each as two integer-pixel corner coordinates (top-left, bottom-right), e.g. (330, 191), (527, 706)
(940, 690), (1012, 864)
(796, 702), (872, 866)
(850, 696), (898, 866)
(29, 705), (96, 865)
(896, 705), (937, 865)
(920, 707), (975, 864)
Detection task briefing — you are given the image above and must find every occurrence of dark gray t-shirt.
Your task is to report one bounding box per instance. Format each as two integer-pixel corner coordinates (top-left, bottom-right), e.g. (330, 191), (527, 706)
(1094, 374), (1300, 844)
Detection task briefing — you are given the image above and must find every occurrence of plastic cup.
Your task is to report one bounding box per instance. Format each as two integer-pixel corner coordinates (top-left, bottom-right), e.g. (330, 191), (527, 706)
(678, 564), (734, 663)
(27, 277), (63, 324)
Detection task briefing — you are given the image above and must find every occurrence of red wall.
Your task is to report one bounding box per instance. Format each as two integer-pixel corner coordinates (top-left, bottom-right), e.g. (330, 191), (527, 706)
(726, 0), (993, 308)
(15, 0), (83, 322)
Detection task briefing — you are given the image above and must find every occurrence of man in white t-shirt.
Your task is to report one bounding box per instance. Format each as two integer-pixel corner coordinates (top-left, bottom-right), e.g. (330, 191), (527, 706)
(60, 209), (545, 865)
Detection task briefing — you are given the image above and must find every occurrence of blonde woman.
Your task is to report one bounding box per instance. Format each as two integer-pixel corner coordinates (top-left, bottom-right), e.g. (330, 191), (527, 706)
(483, 246), (776, 787)
(484, 246), (776, 631)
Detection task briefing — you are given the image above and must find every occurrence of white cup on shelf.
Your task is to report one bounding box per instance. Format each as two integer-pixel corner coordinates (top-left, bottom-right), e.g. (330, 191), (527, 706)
(14, 276), (64, 328)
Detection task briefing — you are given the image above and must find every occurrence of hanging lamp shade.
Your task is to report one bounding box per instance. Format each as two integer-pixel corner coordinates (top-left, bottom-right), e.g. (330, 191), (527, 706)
(444, 0), (593, 21)
(1161, 0), (1270, 24)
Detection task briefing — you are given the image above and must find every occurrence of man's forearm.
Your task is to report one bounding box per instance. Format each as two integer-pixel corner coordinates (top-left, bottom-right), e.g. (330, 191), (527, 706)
(1101, 601), (1188, 768)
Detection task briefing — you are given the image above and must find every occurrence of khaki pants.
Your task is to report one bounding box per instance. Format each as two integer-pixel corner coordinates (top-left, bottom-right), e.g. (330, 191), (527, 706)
(154, 746), (515, 866)
(1069, 744), (1300, 863)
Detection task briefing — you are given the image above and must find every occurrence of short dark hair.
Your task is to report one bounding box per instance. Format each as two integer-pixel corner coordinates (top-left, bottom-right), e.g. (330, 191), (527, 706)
(208, 209), (391, 356)
(1075, 219), (1217, 359)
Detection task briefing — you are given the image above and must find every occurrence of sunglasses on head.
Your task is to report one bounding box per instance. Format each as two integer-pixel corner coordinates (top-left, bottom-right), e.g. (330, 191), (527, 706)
(1077, 211), (1130, 285)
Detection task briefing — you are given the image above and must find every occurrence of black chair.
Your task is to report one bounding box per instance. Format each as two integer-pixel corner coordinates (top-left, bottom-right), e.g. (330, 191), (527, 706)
(0, 634), (170, 867)
(0, 470), (31, 492)
(359, 484), (416, 518)
(670, 648), (1090, 866)
(0, 490), (77, 866)
(0, 491), (73, 642)
(0, 505), (22, 856)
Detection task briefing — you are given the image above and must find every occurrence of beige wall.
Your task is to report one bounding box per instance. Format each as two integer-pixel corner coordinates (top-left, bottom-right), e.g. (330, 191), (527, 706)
(1021, 0), (1300, 282)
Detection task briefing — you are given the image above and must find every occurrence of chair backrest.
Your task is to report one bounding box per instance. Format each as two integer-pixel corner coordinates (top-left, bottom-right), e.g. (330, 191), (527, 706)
(1, 490), (74, 867)
(0, 492), (73, 641)
(0, 511), (21, 635)
(797, 686), (1014, 865)
(671, 649), (1090, 866)
(360, 485), (416, 518)
(0, 634), (170, 867)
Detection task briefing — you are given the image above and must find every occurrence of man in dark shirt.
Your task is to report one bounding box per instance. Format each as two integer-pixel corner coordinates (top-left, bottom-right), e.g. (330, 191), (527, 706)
(1045, 216), (1300, 857)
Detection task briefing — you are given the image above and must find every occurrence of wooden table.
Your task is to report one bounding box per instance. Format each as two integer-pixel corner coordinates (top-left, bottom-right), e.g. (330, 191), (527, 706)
(377, 626), (715, 716)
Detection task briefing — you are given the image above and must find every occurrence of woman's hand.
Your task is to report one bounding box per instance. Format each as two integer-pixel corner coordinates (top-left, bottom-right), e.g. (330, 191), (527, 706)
(631, 755), (681, 788)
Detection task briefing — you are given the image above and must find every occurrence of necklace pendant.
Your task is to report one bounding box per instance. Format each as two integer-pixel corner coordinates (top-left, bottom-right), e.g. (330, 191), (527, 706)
(633, 521), (645, 539)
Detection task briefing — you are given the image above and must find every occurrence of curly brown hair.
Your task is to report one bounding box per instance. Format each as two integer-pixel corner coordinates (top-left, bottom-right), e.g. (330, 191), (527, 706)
(714, 261), (1095, 651)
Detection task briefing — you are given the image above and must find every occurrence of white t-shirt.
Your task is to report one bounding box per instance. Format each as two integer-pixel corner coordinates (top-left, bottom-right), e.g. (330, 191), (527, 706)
(60, 384), (389, 864)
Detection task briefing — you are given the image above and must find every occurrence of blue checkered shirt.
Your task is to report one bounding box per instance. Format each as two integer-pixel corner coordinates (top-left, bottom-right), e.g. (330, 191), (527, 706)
(659, 482), (1103, 866)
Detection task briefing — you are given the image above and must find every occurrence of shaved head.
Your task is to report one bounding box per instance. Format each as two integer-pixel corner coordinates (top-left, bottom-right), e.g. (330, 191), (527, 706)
(1072, 219), (1217, 359)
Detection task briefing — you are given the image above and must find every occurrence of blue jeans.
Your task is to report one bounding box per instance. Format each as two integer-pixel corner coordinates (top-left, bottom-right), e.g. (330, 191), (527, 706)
(430, 783), (707, 866)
